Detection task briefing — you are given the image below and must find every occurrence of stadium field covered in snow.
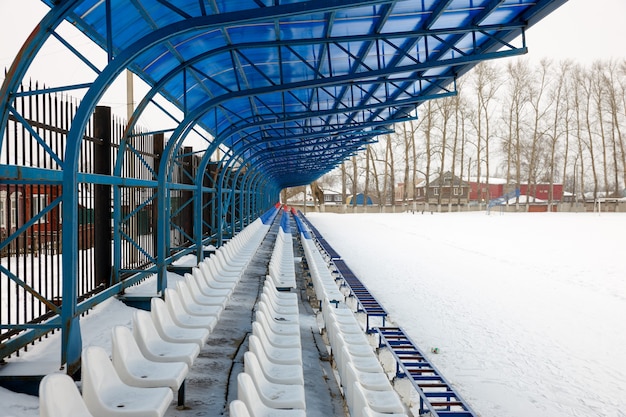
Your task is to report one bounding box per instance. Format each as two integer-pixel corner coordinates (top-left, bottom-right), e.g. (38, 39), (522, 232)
(0, 211), (624, 417)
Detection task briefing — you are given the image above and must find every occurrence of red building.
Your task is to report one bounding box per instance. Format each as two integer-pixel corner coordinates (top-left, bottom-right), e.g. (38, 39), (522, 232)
(468, 178), (563, 202)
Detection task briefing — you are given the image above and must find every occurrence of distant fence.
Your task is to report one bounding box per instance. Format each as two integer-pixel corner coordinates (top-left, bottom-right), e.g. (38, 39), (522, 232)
(292, 201), (626, 214)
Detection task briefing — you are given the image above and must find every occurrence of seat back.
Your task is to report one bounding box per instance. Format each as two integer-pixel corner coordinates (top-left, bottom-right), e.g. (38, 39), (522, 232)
(111, 326), (145, 379)
(229, 399), (252, 417)
(39, 373), (94, 417)
(133, 310), (163, 355)
(243, 351), (271, 389)
(81, 346), (125, 411)
(132, 310), (199, 367)
(237, 372), (271, 416)
(151, 296), (181, 336)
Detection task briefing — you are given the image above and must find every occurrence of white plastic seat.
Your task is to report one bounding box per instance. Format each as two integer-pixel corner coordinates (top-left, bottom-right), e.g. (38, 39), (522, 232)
(337, 345), (384, 387)
(219, 244), (248, 268)
(263, 279), (298, 301)
(256, 307), (300, 336)
(258, 299), (298, 322)
(39, 373), (94, 417)
(260, 293), (298, 316)
(162, 289), (219, 330)
(111, 326), (188, 392)
(132, 310), (199, 367)
(262, 285), (298, 308)
(81, 346), (173, 417)
(343, 362), (394, 408)
(202, 257), (240, 281)
(243, 352), (306, 409)
(190, 267), (233, 304)
(350, 380), (405, 416)
(191, 262), (237, 295)
(250, 333), (302, 366)
(176, 279), (227, 311)
(237, 373), (306, 417)
(248, 337), (304, 385)
(198, 260), (237, 284)
(213, 251), (241, 275)
(151, 297), (210, 347)
(252, 321), (300, 349)
(229, 399), (252, 417)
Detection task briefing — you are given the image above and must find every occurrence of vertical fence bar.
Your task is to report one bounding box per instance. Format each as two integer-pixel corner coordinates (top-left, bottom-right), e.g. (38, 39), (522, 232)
(94, 106), (112, 288)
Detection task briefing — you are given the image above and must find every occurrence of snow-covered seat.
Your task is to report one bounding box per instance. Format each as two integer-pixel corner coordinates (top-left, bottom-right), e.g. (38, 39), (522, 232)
(248, 337), (304, 385)
(198, 260), (235, 284)
(237, 373), (306, 417)
(81, 346), (173, 417)
(337, 345), (384, 384)
(151, 297), (210, 347)
(350, 380), (405, 416)
(263, 279), (298, 301)
(229, 399), (252, 417)
(162, 288), (219, 330)
(202, 257), (239, 281)
(252, 321), (300, 350)
(111, 326), (188, 392)
(243, 352), (306, 409)
(190, 269), (232, 297)
(262, 284), (298, 308)
(343, 361), (391, 392)
(176, 279), (226, 311)
(260, 292), (298, 316)
(39, 373), (94, 417)
(255, 307), (300, 336)
(343, 361), (395, 410)
(132, 310), (199, 367)
(213, 251), (242, 275)
(250, 333), (302, 366)
(218, 243), (248, 268)
(258, 299), (298, 322)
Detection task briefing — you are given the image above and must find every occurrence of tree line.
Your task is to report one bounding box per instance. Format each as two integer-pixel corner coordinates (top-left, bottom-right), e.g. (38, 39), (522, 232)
(311, 58), (626, 207)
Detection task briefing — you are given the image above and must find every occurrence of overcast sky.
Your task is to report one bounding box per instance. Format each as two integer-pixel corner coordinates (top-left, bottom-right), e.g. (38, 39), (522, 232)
(1, 0), (625, 69)
(0, 0), (624, 128)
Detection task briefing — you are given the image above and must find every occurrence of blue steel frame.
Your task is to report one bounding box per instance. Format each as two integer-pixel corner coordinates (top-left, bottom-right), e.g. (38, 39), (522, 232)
(0, 0), (568, 373)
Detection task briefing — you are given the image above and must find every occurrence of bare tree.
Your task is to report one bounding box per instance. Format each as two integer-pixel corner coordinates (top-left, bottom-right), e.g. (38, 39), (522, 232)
(525, 59), (551, 207)
(602, 60), (625, 196)
(434, 94), (455, 210)
(503, 59), (531, 206)
(546, 60), (571, 208)
(579, 66), (600, 200)
(473, 62), (501, 204)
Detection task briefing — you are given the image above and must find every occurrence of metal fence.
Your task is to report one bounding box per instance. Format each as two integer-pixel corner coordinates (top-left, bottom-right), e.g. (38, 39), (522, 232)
(0, 81), (162, 359)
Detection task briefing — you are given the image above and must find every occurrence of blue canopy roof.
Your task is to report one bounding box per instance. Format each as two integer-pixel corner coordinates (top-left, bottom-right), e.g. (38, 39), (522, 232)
(41, 0), (567, 188)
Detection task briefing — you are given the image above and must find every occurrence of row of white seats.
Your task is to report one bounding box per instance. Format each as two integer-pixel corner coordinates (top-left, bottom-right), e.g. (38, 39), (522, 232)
(230, 279), (306, 417)
(267, 222), (297, 290)
(39, 217), (273, 417)
(300, 237), (344, 306)
(295, 217), (407, 417)
(322, 299), (407, 417)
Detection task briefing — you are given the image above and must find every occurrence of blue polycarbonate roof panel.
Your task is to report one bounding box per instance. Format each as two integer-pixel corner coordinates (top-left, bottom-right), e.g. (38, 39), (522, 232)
(39, 0), (568, 188)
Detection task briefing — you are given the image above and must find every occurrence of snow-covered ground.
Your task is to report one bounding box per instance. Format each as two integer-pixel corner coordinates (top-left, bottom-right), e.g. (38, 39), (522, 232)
(1, 211), (624, 417)
(307, 211), (626, 417)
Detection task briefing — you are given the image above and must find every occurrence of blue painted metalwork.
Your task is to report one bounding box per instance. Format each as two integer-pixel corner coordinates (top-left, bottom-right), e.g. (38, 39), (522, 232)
(0, 0), (568, 373)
